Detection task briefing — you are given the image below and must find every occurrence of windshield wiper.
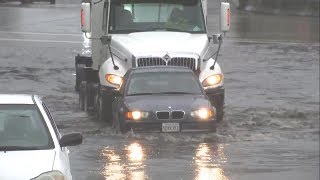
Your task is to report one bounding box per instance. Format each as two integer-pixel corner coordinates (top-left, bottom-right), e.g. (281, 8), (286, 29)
(127, 93), (155, 96)
(147, 27), (187, 32)
(0, 146), (41, 151)
(154, 92), (197, 95)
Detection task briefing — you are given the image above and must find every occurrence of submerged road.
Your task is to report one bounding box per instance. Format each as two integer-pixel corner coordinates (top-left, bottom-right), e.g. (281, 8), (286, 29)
(0, 1), (319, 180)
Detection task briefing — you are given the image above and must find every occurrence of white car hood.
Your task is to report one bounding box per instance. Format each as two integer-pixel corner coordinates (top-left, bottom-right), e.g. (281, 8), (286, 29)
(112, 32), (208, 57)
(0, 150), (55, 180)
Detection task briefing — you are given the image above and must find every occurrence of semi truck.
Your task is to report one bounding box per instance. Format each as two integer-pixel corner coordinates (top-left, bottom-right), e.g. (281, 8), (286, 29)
(76, 0), (230, 124)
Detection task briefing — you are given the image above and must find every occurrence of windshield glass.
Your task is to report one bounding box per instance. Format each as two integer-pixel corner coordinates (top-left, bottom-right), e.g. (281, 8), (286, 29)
(0, 105), (54, 151)
(126, 71), (203, 96)
(109, 0), (206, 33)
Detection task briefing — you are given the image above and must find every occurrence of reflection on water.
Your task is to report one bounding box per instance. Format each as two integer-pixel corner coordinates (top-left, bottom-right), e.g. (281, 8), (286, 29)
(101, 142), (146, 180)
(101, 149), (126, 180)
(126, 142), (146, 180)
(231, 13), (319, 43)
(194, 143), (229, 180)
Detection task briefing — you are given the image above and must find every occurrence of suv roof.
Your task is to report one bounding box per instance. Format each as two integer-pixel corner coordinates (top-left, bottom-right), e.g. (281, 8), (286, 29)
(0, 94), (36, 105)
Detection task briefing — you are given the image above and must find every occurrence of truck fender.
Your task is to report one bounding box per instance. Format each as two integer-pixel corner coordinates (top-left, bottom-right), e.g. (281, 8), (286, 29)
(99, 58), (128, 87)
(199, 58), (224, 88)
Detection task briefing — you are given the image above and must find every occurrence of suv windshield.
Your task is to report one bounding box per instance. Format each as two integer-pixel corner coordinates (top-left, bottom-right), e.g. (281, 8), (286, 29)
(109, 0), (206, 33)
(126, 71), (203, 96)
(0, 105), (54, 151)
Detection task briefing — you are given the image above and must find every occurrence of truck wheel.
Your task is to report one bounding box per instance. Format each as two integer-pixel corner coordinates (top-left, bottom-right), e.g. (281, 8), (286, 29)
(75, 64), (85, 92)
(84, 83), (95, 113)
(114, 113), (128, 133)
(97, 93), (113, 124)
(79, 81), (86, 111)
(209, 121), (217, 133)
(213, 100), (224, 122)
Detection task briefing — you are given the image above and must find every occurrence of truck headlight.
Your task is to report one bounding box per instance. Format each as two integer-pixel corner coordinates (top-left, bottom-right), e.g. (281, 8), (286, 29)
(202, 74), (223, 87)
(105, 74), (122, 86)
(31, 170), (64, 180)
(126, 111), (149, 120)
(191, 108), (214, 120)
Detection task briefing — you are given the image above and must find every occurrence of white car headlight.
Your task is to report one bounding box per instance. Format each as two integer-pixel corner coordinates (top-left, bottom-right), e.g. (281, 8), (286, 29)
(191, 108), (215, 120)
(31, 170), (64, 180)
(105, 74), (123, 86)
(202, 74), (223, 87)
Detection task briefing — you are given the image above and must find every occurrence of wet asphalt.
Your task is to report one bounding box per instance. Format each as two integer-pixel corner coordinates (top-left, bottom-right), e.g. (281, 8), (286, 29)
(0, 1), (319, 180)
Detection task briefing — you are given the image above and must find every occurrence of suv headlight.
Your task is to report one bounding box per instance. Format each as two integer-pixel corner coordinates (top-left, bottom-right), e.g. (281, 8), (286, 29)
(191, 108), (215, 120)
(105, 74), (122, 86)
(31, 170), (64, 180)
(202, 74), (223, 87)
(125, 111), (149, 120)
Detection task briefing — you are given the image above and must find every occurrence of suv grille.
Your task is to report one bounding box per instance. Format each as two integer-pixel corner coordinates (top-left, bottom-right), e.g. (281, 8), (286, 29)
(137, 57), (196, 71)
(171, 111), (184, 119)
(157, 111), (170, 120)
(156, 111), (185, 120)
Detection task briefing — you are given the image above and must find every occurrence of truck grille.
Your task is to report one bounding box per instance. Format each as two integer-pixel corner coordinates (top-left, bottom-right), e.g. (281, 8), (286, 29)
(137, 57), (196, 71)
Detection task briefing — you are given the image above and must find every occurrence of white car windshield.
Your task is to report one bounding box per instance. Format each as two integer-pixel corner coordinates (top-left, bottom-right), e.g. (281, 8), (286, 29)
(126, 71), (204, 96)
(0, 105), (54, 151)
(109, 0), (206, 33)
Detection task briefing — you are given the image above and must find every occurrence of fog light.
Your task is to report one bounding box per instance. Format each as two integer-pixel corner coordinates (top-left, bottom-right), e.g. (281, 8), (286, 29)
(202, 74), (223, 87)
(126, 111), (148, 120)
(105, 74), (122, 86)
(191, 108), (214, 120)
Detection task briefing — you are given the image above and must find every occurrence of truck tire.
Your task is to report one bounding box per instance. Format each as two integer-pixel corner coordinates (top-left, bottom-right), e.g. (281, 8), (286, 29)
(209, 121), (217, 133)
(97, 93), (113, 124)
(84, 83), (95, 113)
(114, 113), (128, 133)
(79, 81), (86, 111)
(75, 64), (85, 92)
(212, 99), (224, 122)
(206, 88), (225, 122)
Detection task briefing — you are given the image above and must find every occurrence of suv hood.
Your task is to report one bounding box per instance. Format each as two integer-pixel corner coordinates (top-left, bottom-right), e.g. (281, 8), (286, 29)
(0, 150), (55, 179)
(124, 94), (211, 112)
(112, 32), (209, 57)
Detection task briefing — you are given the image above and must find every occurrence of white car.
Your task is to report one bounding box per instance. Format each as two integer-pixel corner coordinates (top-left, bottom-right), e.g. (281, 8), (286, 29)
(0, 94), (82, 180)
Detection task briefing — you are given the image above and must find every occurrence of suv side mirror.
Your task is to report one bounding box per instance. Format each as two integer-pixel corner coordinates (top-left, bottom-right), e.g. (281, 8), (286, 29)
(59, 132), (83, 147)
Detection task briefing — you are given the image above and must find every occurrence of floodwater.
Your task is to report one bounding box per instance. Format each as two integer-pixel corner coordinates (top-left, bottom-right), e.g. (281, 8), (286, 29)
(0, 1), (319, 180)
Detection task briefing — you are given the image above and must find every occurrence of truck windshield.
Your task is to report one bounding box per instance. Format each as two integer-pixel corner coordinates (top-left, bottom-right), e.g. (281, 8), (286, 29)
(109, 0), (206, 33)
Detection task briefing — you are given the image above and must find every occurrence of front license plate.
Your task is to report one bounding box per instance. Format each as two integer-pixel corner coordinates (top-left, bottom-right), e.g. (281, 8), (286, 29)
(162, 123), (180, 132)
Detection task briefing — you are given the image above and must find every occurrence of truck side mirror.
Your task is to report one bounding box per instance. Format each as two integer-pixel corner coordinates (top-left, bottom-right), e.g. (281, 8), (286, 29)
(220, 2), (230, 33)
(211, 34), (222, 44)
(101, 35), (112, 45)
(81, 2), (91, 32)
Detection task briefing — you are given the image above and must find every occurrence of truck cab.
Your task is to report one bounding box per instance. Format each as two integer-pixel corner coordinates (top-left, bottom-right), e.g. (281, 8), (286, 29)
(76, 0), (230, 123)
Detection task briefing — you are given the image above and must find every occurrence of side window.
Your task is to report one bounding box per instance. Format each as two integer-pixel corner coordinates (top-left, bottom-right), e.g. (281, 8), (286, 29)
(42, 103), (60, 139)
